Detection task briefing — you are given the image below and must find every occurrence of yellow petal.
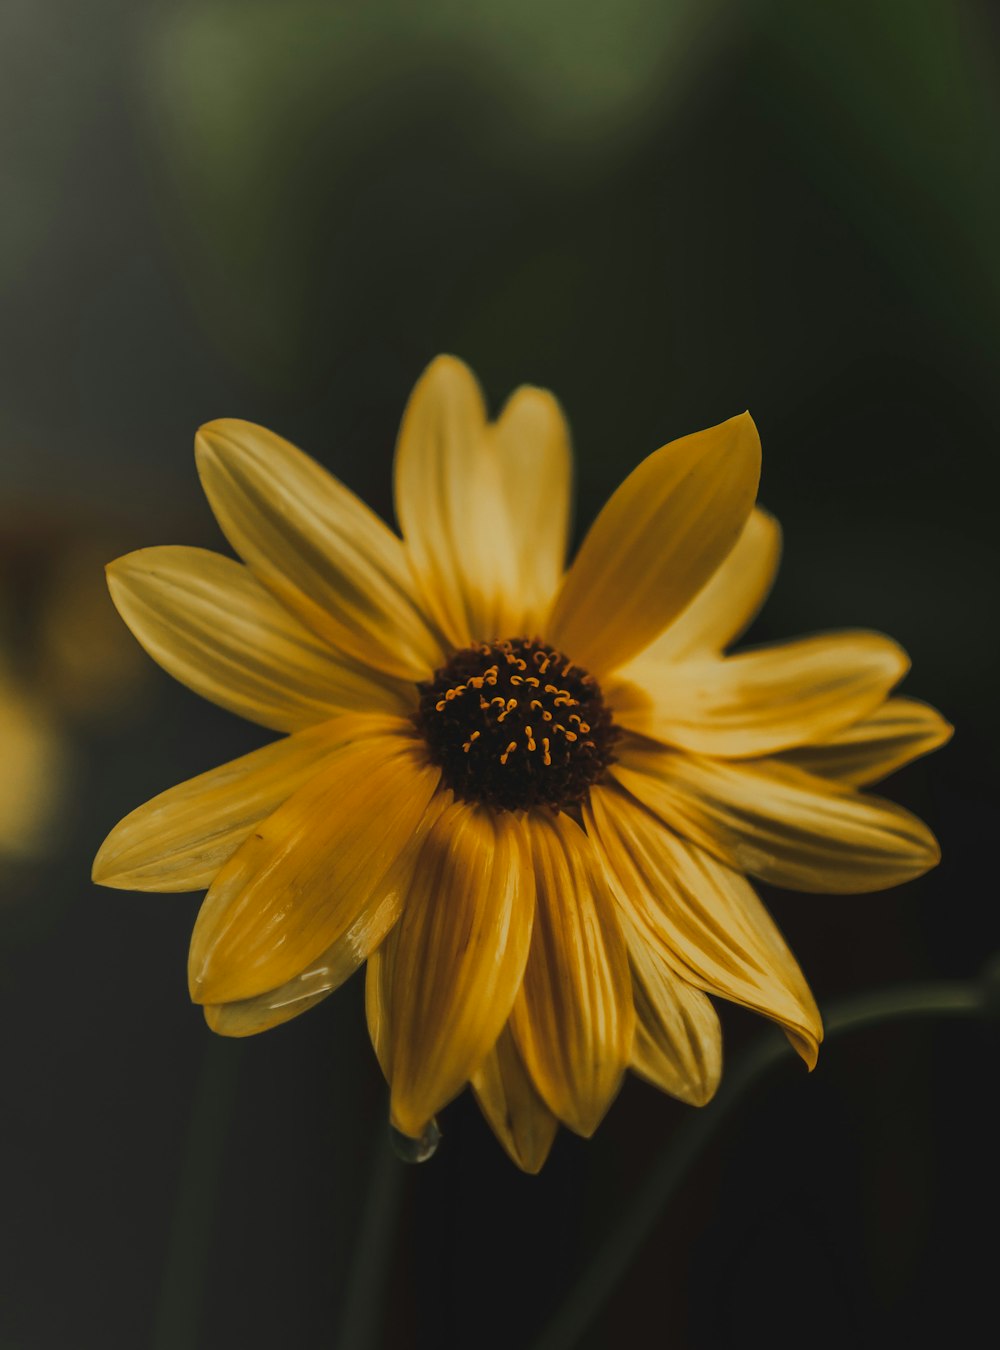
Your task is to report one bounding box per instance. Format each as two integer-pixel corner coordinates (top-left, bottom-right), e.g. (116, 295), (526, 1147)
(611, 631), (908, 758)
(188, 732), (441, 1004)
(587, 786), (821, 1067)
(778, 697), (953, 786)
(546, 413), (760, 676)
(621, 914), (723, 1105)
(640, 506), (781, 662)
(470, 1025), (559, 1174)
(204, 791), (450, 1037)
(93, 714), (403, 892)
(106, 546), (413, 731)
(204, 983), (331, 1037)
(491, 384), (572, 630)
(365, 937), (393, 1078)
(393, 355), (521, 646)
(195, 419), (443, 682)
(385, 801), (533, 1138)
(366, 935), (445, 1156)
(613, 744), (941, 894)
(509, 812), (634, 1137)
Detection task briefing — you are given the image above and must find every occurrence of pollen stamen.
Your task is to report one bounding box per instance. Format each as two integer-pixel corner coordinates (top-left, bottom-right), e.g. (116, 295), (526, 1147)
(415, 637), (618, 811)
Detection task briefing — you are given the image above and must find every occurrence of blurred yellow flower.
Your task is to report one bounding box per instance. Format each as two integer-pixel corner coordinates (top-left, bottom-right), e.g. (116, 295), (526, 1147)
(0, 664), (66, 860)
(92, 356), (949, 1170)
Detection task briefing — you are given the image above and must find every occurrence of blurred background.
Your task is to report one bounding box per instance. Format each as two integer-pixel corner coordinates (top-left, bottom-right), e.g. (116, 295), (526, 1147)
(1, 1), (997, 1346)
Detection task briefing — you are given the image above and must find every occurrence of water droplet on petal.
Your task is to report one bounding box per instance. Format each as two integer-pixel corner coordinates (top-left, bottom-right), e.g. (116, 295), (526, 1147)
(390, 1118), (440, 1163)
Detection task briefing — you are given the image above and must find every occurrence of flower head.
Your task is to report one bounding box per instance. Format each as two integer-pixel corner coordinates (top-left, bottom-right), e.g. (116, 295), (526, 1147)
(93, 356), (949, 1170)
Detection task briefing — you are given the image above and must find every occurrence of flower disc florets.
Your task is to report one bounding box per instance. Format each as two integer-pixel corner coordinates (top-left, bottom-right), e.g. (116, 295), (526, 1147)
(415, 637), (618, 811)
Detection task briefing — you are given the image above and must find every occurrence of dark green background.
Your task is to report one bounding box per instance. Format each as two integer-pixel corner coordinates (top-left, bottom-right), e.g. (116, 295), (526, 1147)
(1, 2), (996, 1347)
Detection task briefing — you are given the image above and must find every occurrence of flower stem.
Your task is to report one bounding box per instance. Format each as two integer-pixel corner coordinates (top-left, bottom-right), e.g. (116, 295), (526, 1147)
(335, 1118), (408, 1350)
(151, 1037), (243, 1350)
(530, 968), (995, 1350)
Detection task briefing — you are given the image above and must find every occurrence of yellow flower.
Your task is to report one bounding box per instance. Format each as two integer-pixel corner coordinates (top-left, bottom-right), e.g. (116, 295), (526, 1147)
(92, 356), (950, 1171)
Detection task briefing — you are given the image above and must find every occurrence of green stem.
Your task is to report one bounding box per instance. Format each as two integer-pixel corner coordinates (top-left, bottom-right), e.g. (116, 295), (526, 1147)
(151, 1038), (243, 1350)
(335, 1127), (407, 1350)
(530, 972), (992, 1350)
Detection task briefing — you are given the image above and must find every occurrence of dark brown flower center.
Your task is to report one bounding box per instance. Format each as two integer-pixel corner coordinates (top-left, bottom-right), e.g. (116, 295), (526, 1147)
(415, 637), (618, 811)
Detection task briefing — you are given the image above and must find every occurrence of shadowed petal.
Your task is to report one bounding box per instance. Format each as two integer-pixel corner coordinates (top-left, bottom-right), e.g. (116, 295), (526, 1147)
(196, 418), (443, 681)
(546, 413), (760, 676)
(612, 742), (941, 894)
(622, 913), (723, 1105)
(188, 732), (441, 1004)
(93, 713), (407, 892)
(639, 507), (781, 663)
(106, 546), (413, 731)
(394, 355), (520, 646)
(204, 981), (332, 1038)
(611, 631), (908, 758)
(587, 785), (822, 1067)
(491, 384), (573, 630)
(471, 1025), (559, 1174)
(365, 938), (393, 1078)
(386, 801), (534, 1139)
(778, 697), (953, 785)
(510, 811), (634, 1137)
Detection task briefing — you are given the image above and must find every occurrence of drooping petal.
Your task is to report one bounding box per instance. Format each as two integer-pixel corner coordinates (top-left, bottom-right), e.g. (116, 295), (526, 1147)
(385, 801), (534, 1139)
(612, 743), (941, 894)
(470, 1025), (559, 1174)
(188, 732), (441, 1004)
(610, 631), (908, 758)
(195, 419), (443, 681)
(639, 506), (781, 662)
(546, 413), (760, 676)
(622, 913), (723, 1104)
(586, 786), (822, 1066)
(778, 697), (953, 786)
(365, 938), (393, 1077)
(106, 546), (413, 731)
(491, 385), (572, 629)
(393, 355), (520, 646)
(92, 714), (404, 892)
(509, 812), (634, 1137)
(204, 981), (331, 1037)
